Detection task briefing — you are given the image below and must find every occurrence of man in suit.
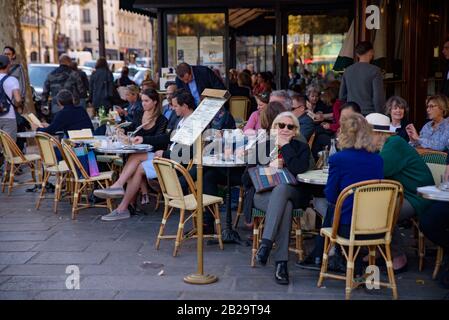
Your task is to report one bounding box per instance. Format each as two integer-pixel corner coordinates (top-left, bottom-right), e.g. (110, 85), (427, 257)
(442, 38), (449, 98)
(175, 62), (225, 107)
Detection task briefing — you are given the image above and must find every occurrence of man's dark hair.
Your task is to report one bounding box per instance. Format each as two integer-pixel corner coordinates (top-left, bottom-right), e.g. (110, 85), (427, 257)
(164, 81), (176, 89)
(355, 41), (374, 56)
(3, 46), (16, 55)
(95, 57), (109, 70)
(121, 66), (129, 76)
(173, 89), (195, 110)
(341, 101), (362, 114)
(56, 89), (74, 106)
(176, 62), (192, 78)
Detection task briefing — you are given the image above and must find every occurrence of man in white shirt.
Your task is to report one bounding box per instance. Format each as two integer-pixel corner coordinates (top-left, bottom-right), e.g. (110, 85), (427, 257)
(0, 55), (22, 141)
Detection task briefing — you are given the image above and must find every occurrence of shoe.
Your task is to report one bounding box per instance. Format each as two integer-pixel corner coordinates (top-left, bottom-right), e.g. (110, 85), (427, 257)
(94, 187), (125, 199)
(101, 209), (131, 221)
(203, 224), (215, 235)
(275, 261), (289, 285)
(296, 254), (322, 271)
(256, 244), (271, 266)
(393, 263), (408, 275)
(328, 254), (347, 274)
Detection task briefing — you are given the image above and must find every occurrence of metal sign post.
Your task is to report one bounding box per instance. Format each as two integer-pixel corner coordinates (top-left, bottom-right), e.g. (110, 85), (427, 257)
(171, 89), (230, 285)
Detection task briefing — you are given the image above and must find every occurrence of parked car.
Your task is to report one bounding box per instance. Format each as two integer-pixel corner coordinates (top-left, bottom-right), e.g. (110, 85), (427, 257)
(133, 68), (153, 86)
(28, 63), (59, 98)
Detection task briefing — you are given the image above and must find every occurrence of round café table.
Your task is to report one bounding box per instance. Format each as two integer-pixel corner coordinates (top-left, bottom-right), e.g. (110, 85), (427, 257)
(297, 169), (329, 218)
(16, 131), (37, 139)
(297, 170), (328, 186)
(417, 186), (449, 202)
(203, 155), (246, 244)
(94, 143), (153, 154)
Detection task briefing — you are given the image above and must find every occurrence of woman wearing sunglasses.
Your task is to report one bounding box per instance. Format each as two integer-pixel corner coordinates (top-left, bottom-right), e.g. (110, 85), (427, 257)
(253, 112), (312, 285)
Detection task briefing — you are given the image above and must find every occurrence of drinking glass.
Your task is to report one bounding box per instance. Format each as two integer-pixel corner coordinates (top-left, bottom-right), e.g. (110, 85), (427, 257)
(439, 175), (449, 191)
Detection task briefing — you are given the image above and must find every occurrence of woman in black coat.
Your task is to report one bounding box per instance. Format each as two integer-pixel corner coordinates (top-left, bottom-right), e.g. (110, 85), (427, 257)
(89, 58), (114, 110)
(251, 112), (311, 285)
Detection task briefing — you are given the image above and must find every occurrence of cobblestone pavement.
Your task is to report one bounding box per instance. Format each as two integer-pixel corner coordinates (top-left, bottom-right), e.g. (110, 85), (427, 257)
(0, 171), (448, 300)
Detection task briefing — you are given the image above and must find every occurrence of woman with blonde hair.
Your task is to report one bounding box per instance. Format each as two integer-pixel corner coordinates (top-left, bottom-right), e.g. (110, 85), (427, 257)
(254, 111), (312, 285)
(406, 94), (449, 151)
(301, 113), (384, 272)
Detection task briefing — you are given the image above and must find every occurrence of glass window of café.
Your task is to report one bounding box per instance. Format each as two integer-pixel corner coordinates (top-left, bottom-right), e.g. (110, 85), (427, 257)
(166, 13), (226, 76)
(287, 14), (350, 92)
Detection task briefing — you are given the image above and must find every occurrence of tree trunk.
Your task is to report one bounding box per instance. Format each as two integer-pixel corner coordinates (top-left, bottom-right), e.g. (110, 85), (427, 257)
(0, 0), (35, 114)
(52, 0), (62, 63)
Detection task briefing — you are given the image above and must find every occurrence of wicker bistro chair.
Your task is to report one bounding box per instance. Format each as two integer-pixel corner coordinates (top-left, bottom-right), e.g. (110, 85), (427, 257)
(229, 96), (250, 124)
(0, 129), (41, 195)
(413, 150), (447, 277)
(152, 157), (224, 256)
(61, 142), (114, 219)
(34, 132), (70, 213)
(317, 180), (404, 300)
(250, 207), (309, 267)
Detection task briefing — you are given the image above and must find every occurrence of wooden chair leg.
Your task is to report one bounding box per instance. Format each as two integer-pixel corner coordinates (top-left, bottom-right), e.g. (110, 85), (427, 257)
(385, 244), (398, 300)
(294, 217), (305, 262)
(368, 245), (376, 266)
(53, 173), (61, 214)
(345, 245), (355, 300)
(418, 228), (425, 272)
(233, 186), (244, 229)
(71, 183), (80, 220)
(36, 171), (50, 210)
(251, 217), (260, 267)
(154, 192), (161, 212)
(433, 247), (444, 280)
(213, 204), (224, 250)
(173, 209), (185, 257)
(317, 236), (331, 287)
(1, 162), (8, 193)
(7, 163), (15, 196)
(156, 204), (170, 250)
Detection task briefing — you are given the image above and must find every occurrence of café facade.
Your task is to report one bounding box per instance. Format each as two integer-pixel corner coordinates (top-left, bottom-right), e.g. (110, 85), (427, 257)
(120, 0), (449, 128)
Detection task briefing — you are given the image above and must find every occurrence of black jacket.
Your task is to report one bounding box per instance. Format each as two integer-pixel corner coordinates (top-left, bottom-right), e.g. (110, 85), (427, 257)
(37, 104), (93, 136)
(89, 67), (114, 109)
(175, 65), (225, 97)
(443, 63), (449, 98)
(127, 112), (168, 151)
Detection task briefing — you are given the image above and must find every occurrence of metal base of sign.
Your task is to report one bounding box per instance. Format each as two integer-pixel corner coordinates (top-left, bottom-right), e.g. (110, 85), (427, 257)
(222, 228), (241, 244)
(184, 273), (218, 285)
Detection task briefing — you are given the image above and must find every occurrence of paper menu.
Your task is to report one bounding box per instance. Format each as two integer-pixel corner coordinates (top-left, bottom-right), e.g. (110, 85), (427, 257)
(24, 113), (42, 127)
(67, 129), (93, 140)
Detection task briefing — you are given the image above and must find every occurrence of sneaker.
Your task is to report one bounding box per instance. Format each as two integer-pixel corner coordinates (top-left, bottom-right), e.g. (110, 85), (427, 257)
(94, 187), (125, 199)
(101, 209), (130, 221)
(296, 254), (322, 271)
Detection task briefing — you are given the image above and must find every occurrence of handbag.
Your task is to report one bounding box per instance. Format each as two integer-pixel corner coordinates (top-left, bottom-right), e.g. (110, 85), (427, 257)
(73, 144), (100, 177)
(248, 165), (298, 193)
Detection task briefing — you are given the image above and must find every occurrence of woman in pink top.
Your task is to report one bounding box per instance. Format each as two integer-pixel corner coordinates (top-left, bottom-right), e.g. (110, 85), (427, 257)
(244, 91), (270, 134)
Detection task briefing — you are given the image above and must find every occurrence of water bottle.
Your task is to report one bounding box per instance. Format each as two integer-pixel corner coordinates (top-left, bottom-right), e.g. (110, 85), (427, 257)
(322, 146), (330, 173)
(329, 138), (337, 157)
(105, 122), (112, 137)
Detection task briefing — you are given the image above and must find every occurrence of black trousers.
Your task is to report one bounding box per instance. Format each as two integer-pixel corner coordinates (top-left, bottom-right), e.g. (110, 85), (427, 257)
(419, 202), (449, 250)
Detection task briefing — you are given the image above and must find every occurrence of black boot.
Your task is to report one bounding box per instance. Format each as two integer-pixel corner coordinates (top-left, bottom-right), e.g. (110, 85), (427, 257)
(275, 261), (289, 285)
(256, 239), (272, 266)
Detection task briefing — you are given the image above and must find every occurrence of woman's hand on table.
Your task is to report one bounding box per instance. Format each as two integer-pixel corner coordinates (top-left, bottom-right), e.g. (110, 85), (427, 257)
(132, 136), (143, 145)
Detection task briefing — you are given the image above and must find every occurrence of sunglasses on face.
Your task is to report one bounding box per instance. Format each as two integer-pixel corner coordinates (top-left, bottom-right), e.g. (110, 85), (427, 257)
(277, 123), (297, 130)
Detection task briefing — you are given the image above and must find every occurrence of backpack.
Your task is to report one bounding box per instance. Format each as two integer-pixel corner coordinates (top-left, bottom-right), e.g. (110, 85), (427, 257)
(0, 75), (14, 116)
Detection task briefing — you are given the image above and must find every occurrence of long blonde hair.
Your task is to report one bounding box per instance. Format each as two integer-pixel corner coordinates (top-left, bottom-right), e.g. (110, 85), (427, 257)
(338, 113), (377, 152)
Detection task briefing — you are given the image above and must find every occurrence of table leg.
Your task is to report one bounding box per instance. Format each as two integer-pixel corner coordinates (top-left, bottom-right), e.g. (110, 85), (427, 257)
(221, 167), (241, 244)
